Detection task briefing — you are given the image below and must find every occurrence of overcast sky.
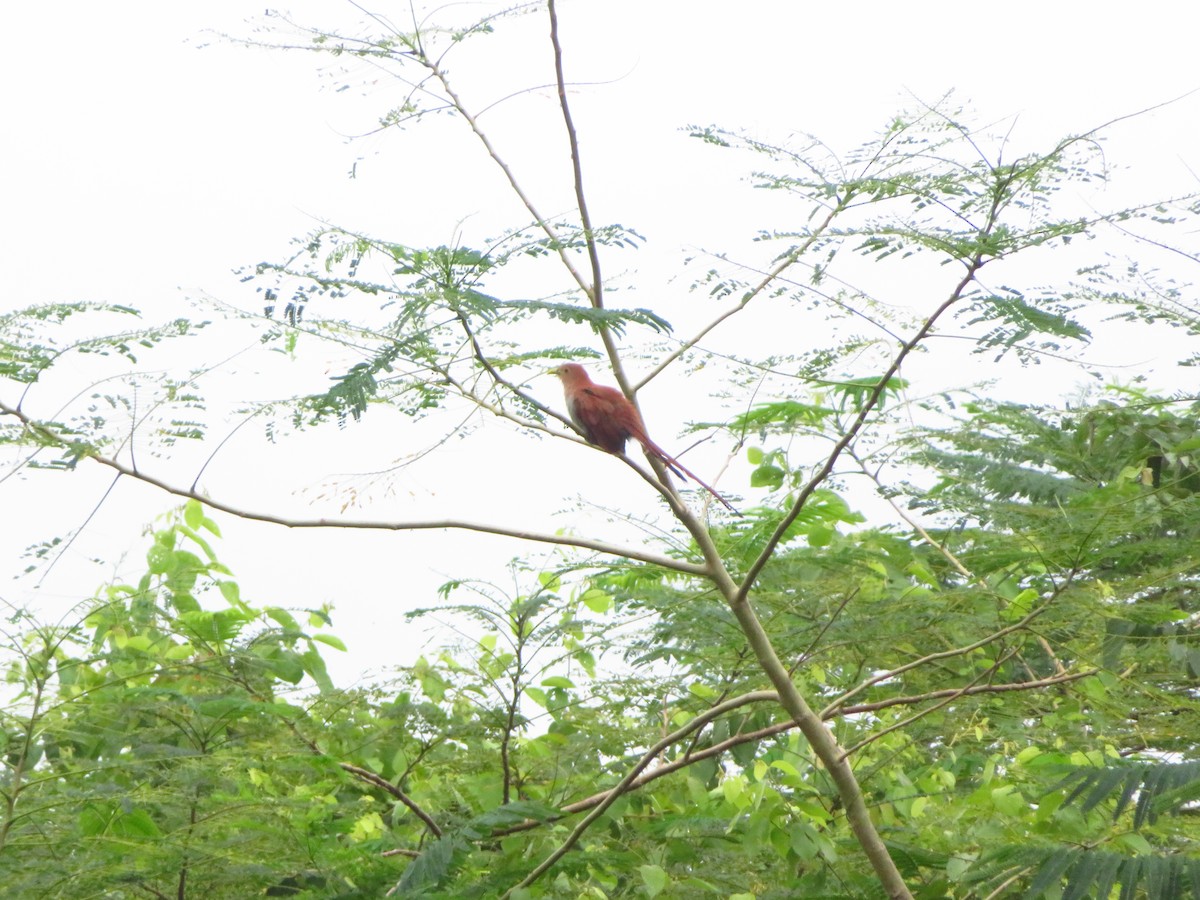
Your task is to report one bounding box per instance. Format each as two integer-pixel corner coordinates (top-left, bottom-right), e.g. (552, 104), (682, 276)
(3, 2), (1198, 685)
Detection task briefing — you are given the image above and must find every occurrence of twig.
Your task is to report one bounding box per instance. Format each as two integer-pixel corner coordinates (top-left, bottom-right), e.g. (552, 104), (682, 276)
(420, 48), (591, 302)
(636, 200), (847, 391)
(483, 667), (1095, 840)
(790, 588), (858, 676)
(819, 575), (1074, 719)
(837, 651), (1016, 761)
(848, 446), (1068, 675)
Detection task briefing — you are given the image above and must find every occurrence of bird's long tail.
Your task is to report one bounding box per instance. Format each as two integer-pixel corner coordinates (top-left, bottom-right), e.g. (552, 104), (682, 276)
(638, 437), (741, 516)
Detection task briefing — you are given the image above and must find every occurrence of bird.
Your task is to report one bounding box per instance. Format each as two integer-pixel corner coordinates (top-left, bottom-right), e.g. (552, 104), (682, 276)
(552, 363), (739, 514)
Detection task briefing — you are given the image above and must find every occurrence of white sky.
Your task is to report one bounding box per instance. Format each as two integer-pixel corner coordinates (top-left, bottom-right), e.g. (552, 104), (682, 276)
(2, 1), (1199, 686)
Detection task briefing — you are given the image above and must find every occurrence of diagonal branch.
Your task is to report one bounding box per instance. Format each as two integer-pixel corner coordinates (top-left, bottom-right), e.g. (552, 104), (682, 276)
(501, 690), (778, 897)
(341, 762), (442, 838)
(735, 247), (991, 605)
(819, 575), (1074, 719)
(547, 0), (602, 312)
(636, 199), (848, 391)
(452, 311), (572, 429)
(482, 667), (1095, 841)
(848, 445), (1068, 675)
(837, 650), (1017, 761)
(420, 45), (592, 303)
(545, 1), (609, 322)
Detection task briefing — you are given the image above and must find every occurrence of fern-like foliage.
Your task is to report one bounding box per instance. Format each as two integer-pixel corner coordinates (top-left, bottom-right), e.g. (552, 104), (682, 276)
(962, 288), (1091, 362)
(394, 800), (559, 895)
(1052, 760), (1200, 829)
(972, 845), (1200, 900)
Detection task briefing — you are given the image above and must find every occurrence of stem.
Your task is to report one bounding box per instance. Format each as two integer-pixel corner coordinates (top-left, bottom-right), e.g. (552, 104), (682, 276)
(484, 667), (1092, 840)
(340, 764), (442, 838)
(545, 0), (622, 362)
(502, 690), (779, 898)
(0, 658), (46, 854)
(636, 199), (847, 391)
(705, 563), (915, 899)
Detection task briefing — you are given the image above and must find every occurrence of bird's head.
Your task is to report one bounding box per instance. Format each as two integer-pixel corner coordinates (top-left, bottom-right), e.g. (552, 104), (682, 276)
(550, 363), (588, 385)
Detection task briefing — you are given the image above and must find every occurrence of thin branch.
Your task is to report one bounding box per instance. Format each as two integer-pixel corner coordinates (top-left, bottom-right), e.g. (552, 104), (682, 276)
(420, 49), (591, 301)
(848, 446), (1068, 675)
(546, 0), (601, 311)
(819, 577), (1074, 719)
(982, 866), (1034, 900)
(501, 690), (777, 897)
(35, 471), (121, 585)
(484, 667), (1095, 840)
(790, 588), (858, 677)
(635, 200), (847, 391)
(735, 240), (993, 606)
(546, 0), (606, 318)
(838, 667), (1095, 716)
(837, 650), (1016, 761)
(340, 762), (442, 838)
(0, 401), (709, 577)
(451, 311), (572, 430)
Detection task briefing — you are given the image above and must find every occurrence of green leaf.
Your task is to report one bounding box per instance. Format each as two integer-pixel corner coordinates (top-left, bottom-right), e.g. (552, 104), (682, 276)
(218, 580), (244, 608)
(265, 606), (300, 630)
(311, 633), (347, 652)
(1001, 587), (1038, 622)
(184, 499), (204, 529)
(638, 864), (669, 897)
(580, 587), (612, 613)
(750, 464), (786, 489)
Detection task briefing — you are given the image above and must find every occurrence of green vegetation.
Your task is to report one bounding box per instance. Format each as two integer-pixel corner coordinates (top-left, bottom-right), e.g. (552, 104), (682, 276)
(3, 3), (1199, 897)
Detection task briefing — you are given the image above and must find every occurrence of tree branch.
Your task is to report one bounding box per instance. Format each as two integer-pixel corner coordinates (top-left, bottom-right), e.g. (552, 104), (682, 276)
(0, 401), (709, 577)
(735, 241), (994, 606)
(636, 199), (847, 391)
(485, 667), (1095, 840)
(819, 575), (1075, 719)
(546, 0), (626, 381)
(419, 42), (592, 303)
(502, 689), (777, 897)
(340, 762), (442, 838)
(837, 650), (1016, 761)
(848, 446), (1068, 676)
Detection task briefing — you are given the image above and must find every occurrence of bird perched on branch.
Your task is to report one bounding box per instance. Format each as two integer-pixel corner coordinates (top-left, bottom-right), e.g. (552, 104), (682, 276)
(552, 363), (739, 514)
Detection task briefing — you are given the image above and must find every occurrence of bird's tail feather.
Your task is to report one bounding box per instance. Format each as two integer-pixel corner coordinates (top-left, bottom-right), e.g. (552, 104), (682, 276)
(639, 437), (741, 516)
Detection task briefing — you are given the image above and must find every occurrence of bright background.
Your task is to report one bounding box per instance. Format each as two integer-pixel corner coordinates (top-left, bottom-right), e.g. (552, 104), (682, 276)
(3, 1), (1198, 684)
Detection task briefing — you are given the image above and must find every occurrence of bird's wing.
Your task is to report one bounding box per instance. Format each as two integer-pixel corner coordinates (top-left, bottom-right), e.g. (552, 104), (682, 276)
(571, 386), (634, 453)
(570, 383), (742, 515)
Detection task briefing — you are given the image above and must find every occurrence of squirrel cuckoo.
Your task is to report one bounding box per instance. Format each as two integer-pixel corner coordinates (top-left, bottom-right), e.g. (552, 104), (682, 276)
(552, 363), (739, 514)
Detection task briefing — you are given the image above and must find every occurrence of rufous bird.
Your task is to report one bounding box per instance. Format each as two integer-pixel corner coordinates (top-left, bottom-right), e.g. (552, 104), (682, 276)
(552, 363), (739, 514)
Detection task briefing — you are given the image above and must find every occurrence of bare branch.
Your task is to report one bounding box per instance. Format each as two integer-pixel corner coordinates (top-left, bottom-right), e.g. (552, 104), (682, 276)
(0, 401), (709, 577)
(419, 46), (592, 301)
(636, 199), (847, 391)
(546, 0), (626, 378)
